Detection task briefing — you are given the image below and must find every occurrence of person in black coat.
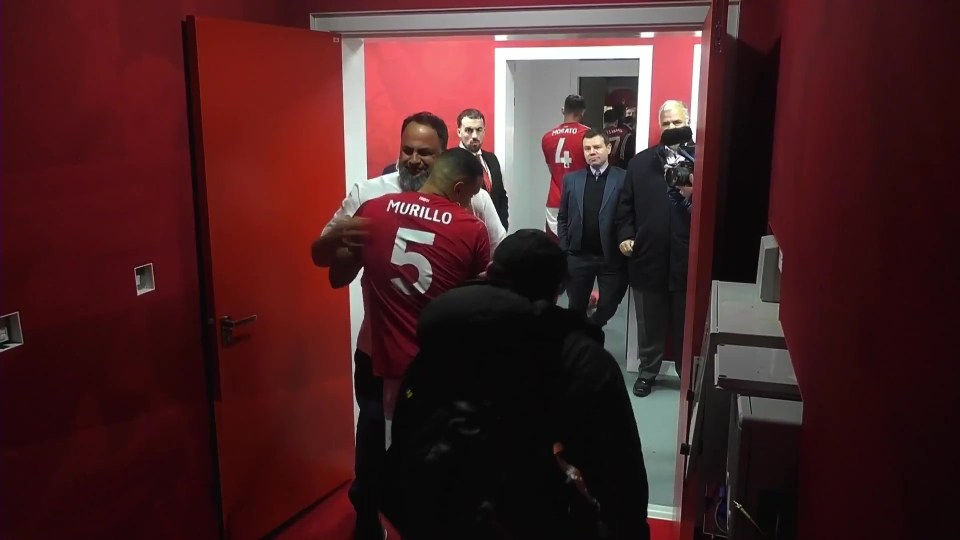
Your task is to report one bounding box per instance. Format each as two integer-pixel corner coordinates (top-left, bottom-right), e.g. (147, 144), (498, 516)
(382, 230), (649, 540)
(615, 100), (695, 397)
(455, 108), (509, 230)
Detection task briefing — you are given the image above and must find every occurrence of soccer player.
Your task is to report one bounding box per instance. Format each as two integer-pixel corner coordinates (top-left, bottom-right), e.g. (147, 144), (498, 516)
(311, 111), (503, 540)
(351, 147), (490, 396)
(541, 94), (590, 242)
(603, 108), (636, 168)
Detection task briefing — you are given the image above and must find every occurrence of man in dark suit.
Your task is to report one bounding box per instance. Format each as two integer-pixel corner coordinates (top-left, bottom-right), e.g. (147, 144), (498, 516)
(557, 128), (629, 328)
(616, 100), (694, 397)
(456, 108), (508, 230)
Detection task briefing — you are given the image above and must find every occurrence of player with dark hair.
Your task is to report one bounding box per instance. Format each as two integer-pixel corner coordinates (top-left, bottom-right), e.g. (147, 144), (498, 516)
(541, 95), (590, 242)
(603, 108), (636, 168)
(312, 112), (503, 540)
(350, 147), (491, 386)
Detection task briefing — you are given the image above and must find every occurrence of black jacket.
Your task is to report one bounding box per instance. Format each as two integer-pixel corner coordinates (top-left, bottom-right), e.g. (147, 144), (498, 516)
(479, 150), (509, 230)
(384, 283), (649, 540)
(615, 145), (692, 292)
(383, 151), (509, 230)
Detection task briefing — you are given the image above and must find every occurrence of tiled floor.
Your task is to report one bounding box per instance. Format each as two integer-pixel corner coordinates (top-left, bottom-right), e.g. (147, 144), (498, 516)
(563, 292), (682, 508)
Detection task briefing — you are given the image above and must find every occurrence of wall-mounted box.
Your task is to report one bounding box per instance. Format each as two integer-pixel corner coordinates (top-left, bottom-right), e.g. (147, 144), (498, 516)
(135, 263), (156, 296)
(0, 312), (24, 353)
(756, 235), (781, 303)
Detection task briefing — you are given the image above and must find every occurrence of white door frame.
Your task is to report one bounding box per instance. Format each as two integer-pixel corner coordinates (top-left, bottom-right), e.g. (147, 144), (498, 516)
(493, 45), (654, 184)
(326, 5), (718, 522)
(312, 4), (710, 36)
(495, 47), (652, 378)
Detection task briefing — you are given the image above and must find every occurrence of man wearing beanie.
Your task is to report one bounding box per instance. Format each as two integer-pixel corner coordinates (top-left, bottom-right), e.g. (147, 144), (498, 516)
(382, 230), (650, 540)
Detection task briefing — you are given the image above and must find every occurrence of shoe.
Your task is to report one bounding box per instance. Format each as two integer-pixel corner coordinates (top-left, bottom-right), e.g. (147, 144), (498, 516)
(633, 378), (653, 397)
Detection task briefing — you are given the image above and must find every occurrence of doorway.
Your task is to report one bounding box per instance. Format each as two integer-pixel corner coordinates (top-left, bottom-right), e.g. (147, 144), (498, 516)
(315, 1), (715, 529)
(495, 46), (652, 232)
(340, 33), (699, 516)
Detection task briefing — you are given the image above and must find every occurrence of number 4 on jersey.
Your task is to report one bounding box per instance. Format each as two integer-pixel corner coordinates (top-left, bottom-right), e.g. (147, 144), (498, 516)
(555, 137), (573, 168)
(390, 227), (436, 295)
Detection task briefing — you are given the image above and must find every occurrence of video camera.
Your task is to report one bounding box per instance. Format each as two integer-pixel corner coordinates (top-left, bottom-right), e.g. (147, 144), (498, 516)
(661, 127), (695, 188)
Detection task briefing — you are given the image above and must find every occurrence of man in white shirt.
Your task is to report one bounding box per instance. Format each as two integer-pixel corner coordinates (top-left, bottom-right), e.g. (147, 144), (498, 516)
(310, 111), (504, 540)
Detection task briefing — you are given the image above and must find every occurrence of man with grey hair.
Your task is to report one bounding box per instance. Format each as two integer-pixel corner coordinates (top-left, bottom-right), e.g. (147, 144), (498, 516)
(615, 100), (695, 398)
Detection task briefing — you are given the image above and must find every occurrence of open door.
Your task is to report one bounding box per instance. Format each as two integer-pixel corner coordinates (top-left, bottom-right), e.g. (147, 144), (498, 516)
(184, 17), (354, 540)
(675, 0), (730, 538)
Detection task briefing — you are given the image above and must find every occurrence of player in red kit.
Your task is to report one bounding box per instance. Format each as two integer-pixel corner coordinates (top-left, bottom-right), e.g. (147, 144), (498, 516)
(541, 94), (589, 242)
(603, 108), (636, 168)
(353, 148), (490, 384)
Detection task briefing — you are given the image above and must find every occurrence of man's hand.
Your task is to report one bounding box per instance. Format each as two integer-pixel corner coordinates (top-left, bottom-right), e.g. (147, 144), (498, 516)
(619, 240), (634, 256)
(311, 216), (370, 268)
(679, 173), (694, 199)
(331, 216), (371, 247)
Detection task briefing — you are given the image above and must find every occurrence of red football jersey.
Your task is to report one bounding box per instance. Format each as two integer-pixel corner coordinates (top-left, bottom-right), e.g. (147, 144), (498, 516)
(541, 122), (590, 208)
(356, 191), (490, 379)
(603, 125), (634, 168)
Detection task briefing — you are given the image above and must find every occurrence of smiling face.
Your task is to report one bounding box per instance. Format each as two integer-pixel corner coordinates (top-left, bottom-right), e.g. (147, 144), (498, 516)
(397, 122), (442, 191)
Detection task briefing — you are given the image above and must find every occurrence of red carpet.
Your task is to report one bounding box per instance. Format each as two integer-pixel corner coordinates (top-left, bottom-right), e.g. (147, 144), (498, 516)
(275, 485), (678, 540)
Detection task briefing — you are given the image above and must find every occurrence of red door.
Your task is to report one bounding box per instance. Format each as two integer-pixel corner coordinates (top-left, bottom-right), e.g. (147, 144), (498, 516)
(676, 1), (730, 537)
(184, 17), (354, 540)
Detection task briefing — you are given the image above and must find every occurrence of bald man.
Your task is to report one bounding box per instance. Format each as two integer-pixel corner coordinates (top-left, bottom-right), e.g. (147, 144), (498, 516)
(615, 100), (695, 398)
(352, 147), (490, 390)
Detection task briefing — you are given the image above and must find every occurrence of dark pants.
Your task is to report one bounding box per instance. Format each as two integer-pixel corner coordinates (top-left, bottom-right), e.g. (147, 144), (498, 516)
(566, 253), (629, 327)
(348, 349), (385, 538)
(634, 289), (687, 382)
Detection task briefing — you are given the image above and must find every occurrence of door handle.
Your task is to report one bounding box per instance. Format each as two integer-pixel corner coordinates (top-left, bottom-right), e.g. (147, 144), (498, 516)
(220, 314), (257, 347)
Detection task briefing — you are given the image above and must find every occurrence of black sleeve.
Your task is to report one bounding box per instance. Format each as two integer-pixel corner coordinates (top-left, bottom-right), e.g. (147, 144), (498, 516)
(488, 153), (509, 230)
(565, 341), (651, 540)
(616, 165), (636, 243)
(557, 173), (571, 251)
(622, 132), (636, 167)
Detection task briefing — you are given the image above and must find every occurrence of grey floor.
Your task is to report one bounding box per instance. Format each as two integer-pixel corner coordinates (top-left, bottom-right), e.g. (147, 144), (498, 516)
(559, 291), (680, 508)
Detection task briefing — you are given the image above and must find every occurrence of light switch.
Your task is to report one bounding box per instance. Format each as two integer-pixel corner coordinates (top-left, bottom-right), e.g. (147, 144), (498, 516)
(0, 312), (24, 353)
(135, 263), (156, 296)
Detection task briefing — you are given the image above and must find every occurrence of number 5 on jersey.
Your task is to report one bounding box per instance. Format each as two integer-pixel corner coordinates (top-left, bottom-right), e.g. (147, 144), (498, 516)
(555, 137), (573, 168)
(390, 227), (436, 295)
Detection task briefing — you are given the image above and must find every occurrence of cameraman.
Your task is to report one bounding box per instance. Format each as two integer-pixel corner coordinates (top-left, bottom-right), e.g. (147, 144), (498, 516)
(615, 100), (695, 398)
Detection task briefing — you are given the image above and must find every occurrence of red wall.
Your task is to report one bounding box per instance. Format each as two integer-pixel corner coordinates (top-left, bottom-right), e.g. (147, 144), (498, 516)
(0, 1), (292, 538)
(364, 34), (699, 177)
(768, 1), (958, 538)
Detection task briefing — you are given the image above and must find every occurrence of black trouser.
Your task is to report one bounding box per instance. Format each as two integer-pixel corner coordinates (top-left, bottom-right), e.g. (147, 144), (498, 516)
(566, 253), (629, 327)
(634, 289), (687, 382)
(348, 349), (385, 537)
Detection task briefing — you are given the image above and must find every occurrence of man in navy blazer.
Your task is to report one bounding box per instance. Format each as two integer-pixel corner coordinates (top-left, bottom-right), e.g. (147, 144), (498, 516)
(557, 128), (629, 327)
